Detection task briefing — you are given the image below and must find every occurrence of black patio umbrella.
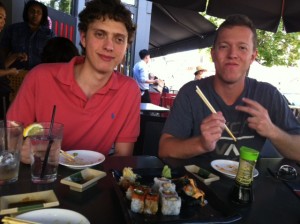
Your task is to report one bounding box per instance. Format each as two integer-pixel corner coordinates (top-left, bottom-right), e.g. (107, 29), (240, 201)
(206, 0), (300, 33)
(148, 3), (216, 57)
(149, 0), (300, 33)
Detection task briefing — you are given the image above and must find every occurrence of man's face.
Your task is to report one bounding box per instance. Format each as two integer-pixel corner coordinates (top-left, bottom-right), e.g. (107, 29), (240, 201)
(28, 5), (43, 27)
(211, 26), (257, 84)
(0, 7), (6, 31)
(80, 18), (128, 76)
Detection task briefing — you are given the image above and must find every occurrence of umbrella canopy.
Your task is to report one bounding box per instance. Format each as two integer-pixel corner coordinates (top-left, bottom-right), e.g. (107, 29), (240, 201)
(149, 0), (300, 33)
(206, 0), (300, 33)
(148, 3), (216, 57)
(147, 0), (300, 57)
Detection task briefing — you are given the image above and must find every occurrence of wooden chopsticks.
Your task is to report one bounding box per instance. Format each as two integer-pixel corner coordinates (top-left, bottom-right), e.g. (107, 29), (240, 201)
(2, 216), (40, 224)
(60, 150), (75, 161)
(195, 86), (237, 142)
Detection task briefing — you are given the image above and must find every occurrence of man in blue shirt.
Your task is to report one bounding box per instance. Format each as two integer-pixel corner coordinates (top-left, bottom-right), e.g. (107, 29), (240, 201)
(133, 49), (158, 103)
(159, 14), (300, 161)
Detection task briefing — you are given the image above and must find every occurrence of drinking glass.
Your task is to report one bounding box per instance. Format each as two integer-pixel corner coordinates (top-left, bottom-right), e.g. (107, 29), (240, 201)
(0, 120), (23, 185)
(29, 122), (64, 184)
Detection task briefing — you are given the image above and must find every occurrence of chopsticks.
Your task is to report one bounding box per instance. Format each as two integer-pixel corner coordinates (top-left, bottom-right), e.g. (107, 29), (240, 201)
(195, 86), (237, 142)
(2, 216), (40, 224)
(60, 150), (75, 161)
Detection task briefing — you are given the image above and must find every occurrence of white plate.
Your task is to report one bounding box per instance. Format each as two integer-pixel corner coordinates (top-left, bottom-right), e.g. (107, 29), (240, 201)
(16, 208), (90, 224)
(59, 150), (105, 170)
(211, 159), (259, 179)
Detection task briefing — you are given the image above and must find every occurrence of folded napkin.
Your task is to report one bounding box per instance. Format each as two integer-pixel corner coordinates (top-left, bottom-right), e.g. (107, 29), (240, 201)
(2, 216), (40, 224)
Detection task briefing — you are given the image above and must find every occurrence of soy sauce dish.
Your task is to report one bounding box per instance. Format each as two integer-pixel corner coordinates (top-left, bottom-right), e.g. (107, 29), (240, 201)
(60, 168), (106, 192)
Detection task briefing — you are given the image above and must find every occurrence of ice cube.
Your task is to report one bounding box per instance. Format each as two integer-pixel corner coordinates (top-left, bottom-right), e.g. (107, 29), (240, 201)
(0, 151), (15, 166)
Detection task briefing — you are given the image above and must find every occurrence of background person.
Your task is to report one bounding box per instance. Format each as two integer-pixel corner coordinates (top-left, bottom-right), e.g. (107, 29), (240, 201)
(194, 65), (207, 80)
(133, 49), (159, 103)
(0, 0), (55, 70)
(7, 0), (140, 164)
(0, 1), (19, 119)
(159, 14), (300, 161)
(41, 37), (79, 63)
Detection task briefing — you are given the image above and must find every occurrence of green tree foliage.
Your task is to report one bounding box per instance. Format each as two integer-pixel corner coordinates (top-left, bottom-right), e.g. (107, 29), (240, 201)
(257, 22), (300, 67)
(47, 0), (71, 14)
(204, 15), (300, 67)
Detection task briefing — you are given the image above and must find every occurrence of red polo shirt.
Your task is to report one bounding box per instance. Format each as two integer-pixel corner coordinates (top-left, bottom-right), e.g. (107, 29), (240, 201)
(8, 56), (141, 155)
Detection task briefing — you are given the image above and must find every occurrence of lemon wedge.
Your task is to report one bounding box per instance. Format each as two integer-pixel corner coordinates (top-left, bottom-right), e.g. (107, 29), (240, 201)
(23, 123), (44, 137)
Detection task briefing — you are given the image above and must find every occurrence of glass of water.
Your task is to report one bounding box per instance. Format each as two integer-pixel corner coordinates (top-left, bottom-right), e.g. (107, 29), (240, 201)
(29, 122), (64, 184)
(0, 120), (23, 185)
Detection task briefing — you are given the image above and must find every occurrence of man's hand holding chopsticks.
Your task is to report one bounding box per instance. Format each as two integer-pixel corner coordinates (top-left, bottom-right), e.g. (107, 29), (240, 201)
(200, 112), (226, 151)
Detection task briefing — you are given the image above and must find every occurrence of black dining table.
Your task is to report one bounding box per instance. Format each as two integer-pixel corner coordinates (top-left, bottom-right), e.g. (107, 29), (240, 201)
(0, 155), (300, 224)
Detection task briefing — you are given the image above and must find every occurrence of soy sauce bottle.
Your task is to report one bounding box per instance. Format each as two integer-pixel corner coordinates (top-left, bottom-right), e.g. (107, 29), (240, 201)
(230, 146), (259, 205)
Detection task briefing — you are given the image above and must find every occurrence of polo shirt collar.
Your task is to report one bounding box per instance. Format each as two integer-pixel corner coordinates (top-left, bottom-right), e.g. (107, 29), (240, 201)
(55, 56), (119, 94)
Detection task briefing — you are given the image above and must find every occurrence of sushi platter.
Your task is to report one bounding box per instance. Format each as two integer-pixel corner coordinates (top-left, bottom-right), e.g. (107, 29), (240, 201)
(111, 167), (241, 223)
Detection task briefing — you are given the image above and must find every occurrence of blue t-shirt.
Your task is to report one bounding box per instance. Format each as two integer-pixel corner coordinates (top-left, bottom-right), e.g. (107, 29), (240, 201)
(133, 60), (150, 91)
(163, 76), (300, 159)
(0, 22), (55, 70)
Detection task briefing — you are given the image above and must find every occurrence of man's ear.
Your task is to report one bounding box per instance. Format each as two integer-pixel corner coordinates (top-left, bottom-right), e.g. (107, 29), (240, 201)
(250, 49), (258, 63)
(79, 31), (86, 49)
(210, 48), (216, 62)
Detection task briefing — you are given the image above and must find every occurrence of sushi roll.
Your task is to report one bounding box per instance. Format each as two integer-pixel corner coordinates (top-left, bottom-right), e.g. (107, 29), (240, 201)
(126, 184), (149, 200)
(159, 182), (177, 198)
(144, 192), (159, 215)
(153, 177), (171, 192)
(131, 188), (146, 213)
(161, 195), (181, 215)
(160, 182), (176, 192)
(126, 184), (137, 200)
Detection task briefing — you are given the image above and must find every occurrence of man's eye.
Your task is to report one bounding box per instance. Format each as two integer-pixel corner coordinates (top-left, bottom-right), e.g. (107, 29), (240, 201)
(95, 32), (105, 39)
(115, 36), (125, 44)
(219, 45), (228, 49)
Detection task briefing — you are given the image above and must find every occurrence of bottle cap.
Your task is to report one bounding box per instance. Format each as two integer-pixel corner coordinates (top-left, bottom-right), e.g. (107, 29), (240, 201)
(240, 146), (259, 161)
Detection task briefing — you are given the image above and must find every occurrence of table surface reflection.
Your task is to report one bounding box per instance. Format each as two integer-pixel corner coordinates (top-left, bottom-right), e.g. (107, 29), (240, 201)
(140, 103), (169, 112)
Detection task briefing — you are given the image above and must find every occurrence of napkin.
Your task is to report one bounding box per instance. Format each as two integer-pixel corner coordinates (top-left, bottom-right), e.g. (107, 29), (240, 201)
(2, 216), (41, 224)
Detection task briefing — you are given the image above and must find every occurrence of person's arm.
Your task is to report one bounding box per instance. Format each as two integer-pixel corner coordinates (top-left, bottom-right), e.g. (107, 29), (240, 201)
(236, 97), (300, 161)
(4, 52), (28, 68)
(159, 112), (226, 159)
(0, 68), (19, 77)
(146, 78), (159, 84)
(113, 142), (134, 156)
(268, 126), (300, 160)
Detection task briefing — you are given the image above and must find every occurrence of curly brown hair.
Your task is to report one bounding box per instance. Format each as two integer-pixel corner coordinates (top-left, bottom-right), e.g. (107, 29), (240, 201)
(78, 0), (136, 44)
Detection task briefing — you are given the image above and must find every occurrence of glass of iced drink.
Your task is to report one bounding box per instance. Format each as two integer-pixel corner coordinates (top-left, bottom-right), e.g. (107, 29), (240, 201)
(0, 120), (23, 185)
(29, 122), (64, 184)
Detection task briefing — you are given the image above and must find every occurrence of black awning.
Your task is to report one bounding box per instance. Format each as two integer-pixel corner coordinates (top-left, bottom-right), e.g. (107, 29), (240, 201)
(147, 0), (300, 57)
(148, 3), (216, 57)
(206, 0), (300, 33)
(148, 0), (300, 33)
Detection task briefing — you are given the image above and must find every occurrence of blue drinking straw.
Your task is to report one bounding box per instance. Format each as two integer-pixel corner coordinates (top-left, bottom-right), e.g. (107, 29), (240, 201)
(40, 105), (56, 178)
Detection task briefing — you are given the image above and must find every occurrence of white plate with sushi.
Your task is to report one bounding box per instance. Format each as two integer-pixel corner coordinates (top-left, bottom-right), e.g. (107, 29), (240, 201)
(59, 150), (105, 170)
(211, 159), (259, 179)
(16, 208), (90, 224)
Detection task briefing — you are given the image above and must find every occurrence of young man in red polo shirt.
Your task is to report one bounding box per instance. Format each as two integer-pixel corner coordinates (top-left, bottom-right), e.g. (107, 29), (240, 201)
(7, 0), (140, 164)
